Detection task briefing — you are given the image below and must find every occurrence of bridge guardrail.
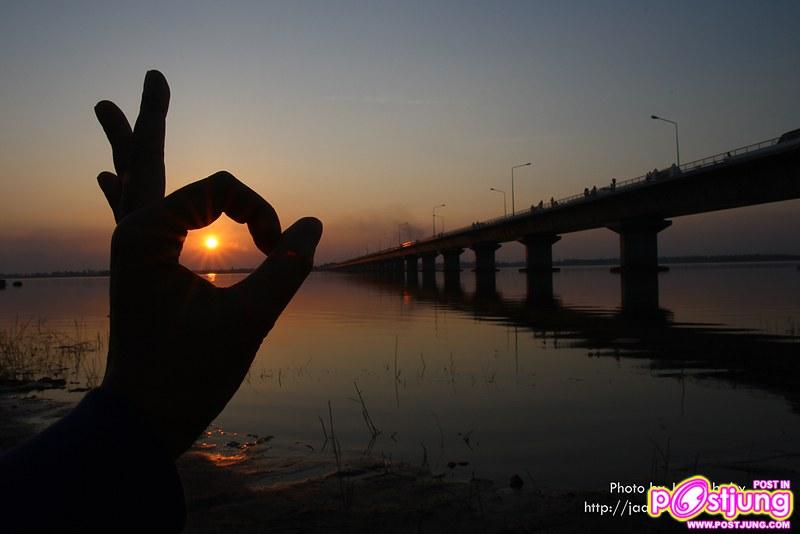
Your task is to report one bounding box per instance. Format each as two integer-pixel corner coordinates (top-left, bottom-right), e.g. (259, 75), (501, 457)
(428, 135), (783, 239)
(345, 134), (787, 263)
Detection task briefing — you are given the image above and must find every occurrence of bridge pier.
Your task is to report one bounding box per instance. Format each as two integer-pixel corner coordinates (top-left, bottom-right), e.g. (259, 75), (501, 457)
(609, 218), (671, 313)
(421, 252), (437, 288)
(609, 218), (672, 272)
(421, 253), (437, 274)
(391, 258), (405, 280)
(471, 243), (501, 274)
(442, 248), (464, 292)
(519, 234), (561, 273)
(442, 248), (463, 272)
(405, 255), (419, 284)
(519, 234), (560, 303)
(471, 243), (500, 295)
(382, 261), (396, 278)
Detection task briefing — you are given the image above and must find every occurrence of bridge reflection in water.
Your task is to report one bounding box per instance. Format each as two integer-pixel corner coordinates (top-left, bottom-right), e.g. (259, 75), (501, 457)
(376, 256), (664, 315)
(341, 268), (800, 416)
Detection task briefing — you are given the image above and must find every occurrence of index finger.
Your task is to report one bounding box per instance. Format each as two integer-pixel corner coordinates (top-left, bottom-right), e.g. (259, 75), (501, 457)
(126, 70), (170, 213)
(94, 100), (133, 178)
(162, 171), (281, 255)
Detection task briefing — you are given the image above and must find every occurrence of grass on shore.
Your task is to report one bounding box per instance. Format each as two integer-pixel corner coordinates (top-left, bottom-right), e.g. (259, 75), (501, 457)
(0, 319), (104, 388)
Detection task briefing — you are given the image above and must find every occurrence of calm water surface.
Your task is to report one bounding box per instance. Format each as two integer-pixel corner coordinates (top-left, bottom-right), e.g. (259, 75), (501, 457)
(1, 264), (798, 490)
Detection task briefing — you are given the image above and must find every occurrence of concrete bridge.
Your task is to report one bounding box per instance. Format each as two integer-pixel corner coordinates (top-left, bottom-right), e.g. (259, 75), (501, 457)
(328, 129), (800, 306)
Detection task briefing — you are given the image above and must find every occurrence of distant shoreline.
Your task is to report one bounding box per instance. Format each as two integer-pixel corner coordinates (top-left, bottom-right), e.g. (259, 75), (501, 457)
(2, 254), (799, 279)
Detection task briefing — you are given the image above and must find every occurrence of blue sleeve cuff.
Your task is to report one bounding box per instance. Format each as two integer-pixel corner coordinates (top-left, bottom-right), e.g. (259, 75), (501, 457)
(0, 387), (186, 533)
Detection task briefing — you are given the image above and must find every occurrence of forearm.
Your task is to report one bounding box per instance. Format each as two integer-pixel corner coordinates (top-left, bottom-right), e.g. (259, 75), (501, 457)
(0, 387), (185, 533)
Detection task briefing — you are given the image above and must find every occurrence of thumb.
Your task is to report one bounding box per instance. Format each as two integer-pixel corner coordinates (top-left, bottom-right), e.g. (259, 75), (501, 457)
(229, 217), (323, 336)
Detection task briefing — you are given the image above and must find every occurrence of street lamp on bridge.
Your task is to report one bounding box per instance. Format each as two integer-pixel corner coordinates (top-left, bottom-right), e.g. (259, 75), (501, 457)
(651, 115), (680, 167)
(489, 187), (507, 216)
(511, 162), (531, 215)
(432, 204), (445, 236)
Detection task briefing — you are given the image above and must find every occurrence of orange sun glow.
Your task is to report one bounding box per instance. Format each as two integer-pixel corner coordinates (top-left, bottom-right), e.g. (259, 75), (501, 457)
(204, 235), (219, 250)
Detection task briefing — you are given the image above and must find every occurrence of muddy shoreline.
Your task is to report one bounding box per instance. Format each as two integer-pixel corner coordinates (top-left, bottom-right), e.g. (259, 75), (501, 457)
(0, 385), (685, 532)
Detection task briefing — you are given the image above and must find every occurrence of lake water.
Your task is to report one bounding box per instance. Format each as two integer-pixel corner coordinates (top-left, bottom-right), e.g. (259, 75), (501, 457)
(1, 263), (798, 491)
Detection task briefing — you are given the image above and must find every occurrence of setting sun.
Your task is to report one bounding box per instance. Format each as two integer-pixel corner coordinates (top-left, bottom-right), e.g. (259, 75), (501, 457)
(204, 236), (219, 250)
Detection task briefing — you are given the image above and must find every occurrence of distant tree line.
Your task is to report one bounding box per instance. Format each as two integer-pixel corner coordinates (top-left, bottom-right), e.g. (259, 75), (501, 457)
(2, 254), (799, 278)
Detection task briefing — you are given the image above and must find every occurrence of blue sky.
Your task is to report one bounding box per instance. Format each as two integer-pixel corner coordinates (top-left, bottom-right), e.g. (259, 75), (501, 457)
(1, 1), (799, 271)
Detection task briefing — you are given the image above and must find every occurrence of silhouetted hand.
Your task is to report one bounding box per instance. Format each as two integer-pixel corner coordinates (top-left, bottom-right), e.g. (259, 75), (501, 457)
(94, 70), (170, 221)
(94, 71), (322, 458)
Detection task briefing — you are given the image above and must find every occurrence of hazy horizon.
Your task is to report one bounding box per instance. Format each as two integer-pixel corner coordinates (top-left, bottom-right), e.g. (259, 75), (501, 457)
(2, 1), (799, 273)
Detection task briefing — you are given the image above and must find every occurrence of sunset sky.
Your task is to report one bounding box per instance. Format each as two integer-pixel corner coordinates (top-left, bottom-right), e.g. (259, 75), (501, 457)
(1, 1), (799, 273)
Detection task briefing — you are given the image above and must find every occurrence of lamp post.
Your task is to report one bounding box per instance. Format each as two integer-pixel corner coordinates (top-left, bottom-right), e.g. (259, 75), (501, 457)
(651, 115), (680, 167)
(432, 204), (445, 236)
(511, 162), (531, 215)
(489, 187), (507, 216)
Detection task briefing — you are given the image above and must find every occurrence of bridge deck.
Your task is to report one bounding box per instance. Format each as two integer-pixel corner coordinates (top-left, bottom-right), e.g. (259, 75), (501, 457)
(333, 132), (800, 268)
